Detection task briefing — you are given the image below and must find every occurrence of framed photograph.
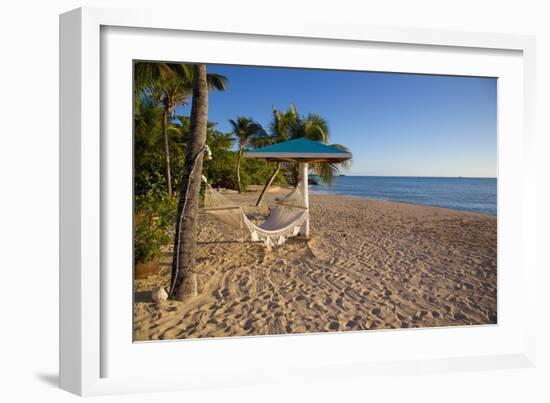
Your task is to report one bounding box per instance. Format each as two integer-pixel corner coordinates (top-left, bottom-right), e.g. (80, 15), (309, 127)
(60, 6), (537, 396)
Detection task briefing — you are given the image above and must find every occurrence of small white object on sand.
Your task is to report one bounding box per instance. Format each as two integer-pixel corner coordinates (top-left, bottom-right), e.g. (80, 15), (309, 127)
(151, 287), (168, 303)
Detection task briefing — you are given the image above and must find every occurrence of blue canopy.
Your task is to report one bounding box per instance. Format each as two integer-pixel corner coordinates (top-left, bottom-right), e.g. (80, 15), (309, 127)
(244, 137), (352, 162)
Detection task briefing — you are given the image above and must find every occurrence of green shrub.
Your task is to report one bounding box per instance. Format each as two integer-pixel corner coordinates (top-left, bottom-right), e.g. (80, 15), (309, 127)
(134, 218), (170, 264)
(202, 148), (238, 189)
(134, 190), (176, 264)
(203, 150), (287, 191)
(240, 159), (286, 190)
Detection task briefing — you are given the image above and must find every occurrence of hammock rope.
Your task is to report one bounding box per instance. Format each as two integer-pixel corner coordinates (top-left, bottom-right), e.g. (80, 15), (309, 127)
(201, 177), (308, 248)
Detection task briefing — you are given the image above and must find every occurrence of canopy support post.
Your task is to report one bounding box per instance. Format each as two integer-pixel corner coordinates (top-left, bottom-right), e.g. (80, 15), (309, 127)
(299, 162), (310, 237)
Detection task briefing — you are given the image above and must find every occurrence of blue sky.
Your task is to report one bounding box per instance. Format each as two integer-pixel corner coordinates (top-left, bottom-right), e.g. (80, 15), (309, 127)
(176, 64), (497, 177)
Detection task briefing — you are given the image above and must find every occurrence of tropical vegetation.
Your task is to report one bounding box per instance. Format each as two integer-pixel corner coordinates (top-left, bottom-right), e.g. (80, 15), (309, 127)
(133, 62), (350, 301)
(228, 117), (266, 193)
(254, 104), (351, 206)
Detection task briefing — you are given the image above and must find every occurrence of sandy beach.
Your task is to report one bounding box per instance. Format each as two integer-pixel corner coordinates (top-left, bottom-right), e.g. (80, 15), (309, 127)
(134, 189), (497, 341)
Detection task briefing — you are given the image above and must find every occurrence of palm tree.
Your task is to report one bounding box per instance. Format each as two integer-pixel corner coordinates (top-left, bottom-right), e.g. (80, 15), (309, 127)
(134, 62), (227, 96)
(170, 64), (209, 301)
(286, 112), (331, 184)
(288, 113), (329, 143)
(255, 105), (344, 206)
(154, 77), (190, 196)
(134, 96), (165, 196)
(253, 105), (295, 206)
(255, 161), (283, 207)
(269, 103), (297, 142)
(229, 117), (266, 193)
(135, 62), (227, 196)
(134, 62), (179, 102)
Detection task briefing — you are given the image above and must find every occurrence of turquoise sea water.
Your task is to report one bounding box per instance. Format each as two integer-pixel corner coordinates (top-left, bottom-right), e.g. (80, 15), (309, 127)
(310, 176), (497, 216)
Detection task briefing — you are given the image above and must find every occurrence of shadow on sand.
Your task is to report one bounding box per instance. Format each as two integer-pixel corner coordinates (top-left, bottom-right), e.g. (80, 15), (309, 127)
(134, 290), (152, 302)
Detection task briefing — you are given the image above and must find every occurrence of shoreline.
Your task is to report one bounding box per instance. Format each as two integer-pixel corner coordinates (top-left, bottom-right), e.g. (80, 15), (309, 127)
(309, 191), (497, 217)
(308, 175), (496, 216)
(134, 189), (497, 341)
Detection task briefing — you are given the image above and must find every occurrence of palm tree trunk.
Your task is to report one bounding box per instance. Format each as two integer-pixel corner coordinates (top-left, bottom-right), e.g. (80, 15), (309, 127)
(161, 106), (173, 196)
(236, 149), (242, 193)
(256, 161), (281, 206)
(170, 64), (208, 301)
(291, 162), (299, 186)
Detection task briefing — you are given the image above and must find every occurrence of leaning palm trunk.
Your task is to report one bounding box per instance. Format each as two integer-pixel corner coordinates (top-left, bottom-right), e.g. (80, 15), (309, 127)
(161, 106), (173, 196)
(256, 161), (281, 206)
(170, 64), (208, 301)
(236, 149), (243, 193)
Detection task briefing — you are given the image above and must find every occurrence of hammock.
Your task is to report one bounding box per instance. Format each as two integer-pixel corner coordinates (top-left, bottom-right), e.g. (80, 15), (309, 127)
(201, 178), (308, 248)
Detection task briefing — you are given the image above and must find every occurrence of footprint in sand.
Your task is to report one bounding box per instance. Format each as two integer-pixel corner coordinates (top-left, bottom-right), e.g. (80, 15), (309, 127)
(328, 321), (340, 331)
(242, 318), (256, 331)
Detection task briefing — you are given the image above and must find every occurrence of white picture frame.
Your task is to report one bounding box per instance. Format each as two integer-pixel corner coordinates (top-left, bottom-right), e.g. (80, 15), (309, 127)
(59, 6), (537, 396)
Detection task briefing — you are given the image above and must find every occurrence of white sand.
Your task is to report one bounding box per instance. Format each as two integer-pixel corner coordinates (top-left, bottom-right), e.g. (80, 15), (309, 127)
(134, 191), (497, 340)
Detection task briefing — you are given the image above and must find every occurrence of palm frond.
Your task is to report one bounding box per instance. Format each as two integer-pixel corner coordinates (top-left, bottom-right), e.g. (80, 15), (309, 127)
(228, 118), (239, 133)
(304, 113), (329, 143)
(311, 162), (341, 185)
(269, 104), (297, 141)
(206, 73), (228, 91)
(250, 134), (274, 148)
(229, 116), (266, 149)
(288, 103), (298, 118)
(329, 144), (353, 169)
(169, 63), (194, 83)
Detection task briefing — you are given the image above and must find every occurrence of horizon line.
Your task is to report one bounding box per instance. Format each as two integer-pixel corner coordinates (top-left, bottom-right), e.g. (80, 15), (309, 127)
(314, 174), (497, 179)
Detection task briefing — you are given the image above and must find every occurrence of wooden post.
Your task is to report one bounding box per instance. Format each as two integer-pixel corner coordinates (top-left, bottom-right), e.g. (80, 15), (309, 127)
(299, 162), (310, 237)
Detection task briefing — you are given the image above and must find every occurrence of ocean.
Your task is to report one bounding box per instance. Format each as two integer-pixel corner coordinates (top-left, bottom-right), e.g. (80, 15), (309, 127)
(309, 176), (497, 216)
